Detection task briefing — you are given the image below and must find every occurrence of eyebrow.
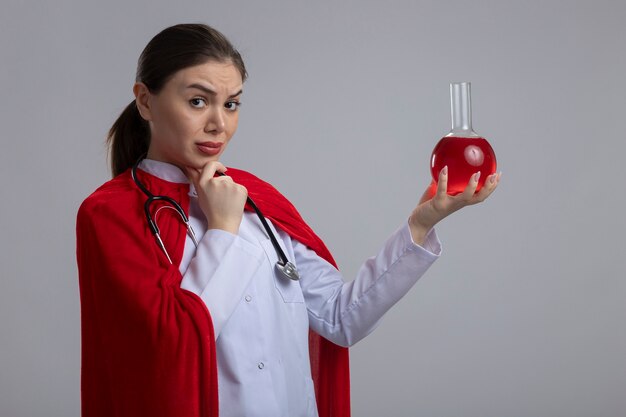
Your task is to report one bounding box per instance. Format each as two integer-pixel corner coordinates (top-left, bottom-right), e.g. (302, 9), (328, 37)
(186, 83), (242, 98)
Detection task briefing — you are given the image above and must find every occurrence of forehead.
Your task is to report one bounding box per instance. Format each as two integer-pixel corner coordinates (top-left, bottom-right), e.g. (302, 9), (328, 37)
(167, 60), (243, 91)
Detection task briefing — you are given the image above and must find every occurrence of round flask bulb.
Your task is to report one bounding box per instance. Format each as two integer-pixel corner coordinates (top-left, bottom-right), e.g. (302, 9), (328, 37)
(430, 136), (497, 195)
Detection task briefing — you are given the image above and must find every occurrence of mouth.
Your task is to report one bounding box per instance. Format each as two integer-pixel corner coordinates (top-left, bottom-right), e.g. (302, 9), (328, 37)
(196, 141), (223, 156)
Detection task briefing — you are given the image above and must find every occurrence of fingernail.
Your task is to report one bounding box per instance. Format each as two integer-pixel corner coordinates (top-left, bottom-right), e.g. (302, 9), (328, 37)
(490, 174), (496, 184)
(442, 166), (448, 175)
(474, 171), (481, 181)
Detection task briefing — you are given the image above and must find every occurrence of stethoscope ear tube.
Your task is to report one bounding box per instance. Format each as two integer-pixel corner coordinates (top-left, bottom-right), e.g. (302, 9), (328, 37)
(144, 199), (160, 236)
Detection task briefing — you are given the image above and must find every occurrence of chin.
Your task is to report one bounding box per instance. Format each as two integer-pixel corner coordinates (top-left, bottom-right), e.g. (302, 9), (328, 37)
(186, 153), (221, 169)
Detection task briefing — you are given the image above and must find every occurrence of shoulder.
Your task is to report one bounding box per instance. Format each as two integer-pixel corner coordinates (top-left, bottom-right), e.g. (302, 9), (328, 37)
(77, 170), (139, 225)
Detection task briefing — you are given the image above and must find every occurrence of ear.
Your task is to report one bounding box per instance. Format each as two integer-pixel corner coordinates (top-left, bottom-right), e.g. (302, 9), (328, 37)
(133, 82), (153, 121)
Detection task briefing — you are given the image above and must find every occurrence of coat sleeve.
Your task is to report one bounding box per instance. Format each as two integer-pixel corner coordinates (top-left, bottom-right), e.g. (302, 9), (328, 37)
(76, 190), (218, 417)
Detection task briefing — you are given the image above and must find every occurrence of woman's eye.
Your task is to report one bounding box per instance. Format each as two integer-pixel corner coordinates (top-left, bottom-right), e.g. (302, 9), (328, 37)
(225, 101), (241, 111)
(190, 98), (206, 108)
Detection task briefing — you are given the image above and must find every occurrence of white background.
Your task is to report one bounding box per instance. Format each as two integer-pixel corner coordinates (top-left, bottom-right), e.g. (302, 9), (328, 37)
(1, 1), (625, 416)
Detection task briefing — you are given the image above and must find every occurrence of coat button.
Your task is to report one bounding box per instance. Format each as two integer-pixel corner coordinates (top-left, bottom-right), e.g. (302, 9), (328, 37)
(257, 362), (265, 370)
(245, 295), (252, 302)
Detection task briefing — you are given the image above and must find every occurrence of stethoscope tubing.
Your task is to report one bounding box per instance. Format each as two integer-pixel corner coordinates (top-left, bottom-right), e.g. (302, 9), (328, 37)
(215, 172), (295, 276)
(131, 159), (299, 280)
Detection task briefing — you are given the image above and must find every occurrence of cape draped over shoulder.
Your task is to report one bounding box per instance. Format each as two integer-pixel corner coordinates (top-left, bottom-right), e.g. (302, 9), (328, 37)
(76, 168), (350, 417)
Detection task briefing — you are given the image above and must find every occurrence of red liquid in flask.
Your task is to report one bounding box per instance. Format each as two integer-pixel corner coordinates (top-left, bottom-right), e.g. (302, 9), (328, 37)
(430, 136), (497, 195)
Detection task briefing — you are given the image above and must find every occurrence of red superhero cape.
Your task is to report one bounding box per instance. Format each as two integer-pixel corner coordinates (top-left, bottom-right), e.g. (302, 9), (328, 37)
(76, 167), (350, 417)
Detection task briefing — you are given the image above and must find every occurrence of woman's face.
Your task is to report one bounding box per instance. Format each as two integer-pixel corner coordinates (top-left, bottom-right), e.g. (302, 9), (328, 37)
(134, 60), (243, 170)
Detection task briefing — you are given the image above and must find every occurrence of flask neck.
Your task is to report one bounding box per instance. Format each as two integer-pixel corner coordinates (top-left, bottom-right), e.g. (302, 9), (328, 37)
(448, 82), (479, 137)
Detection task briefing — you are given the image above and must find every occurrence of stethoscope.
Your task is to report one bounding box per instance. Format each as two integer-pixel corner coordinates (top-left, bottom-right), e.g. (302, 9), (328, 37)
(131, 158), (300, 281)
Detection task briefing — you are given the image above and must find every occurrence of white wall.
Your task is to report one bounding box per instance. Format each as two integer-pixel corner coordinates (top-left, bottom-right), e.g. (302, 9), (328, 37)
(1, 1), (624, 415)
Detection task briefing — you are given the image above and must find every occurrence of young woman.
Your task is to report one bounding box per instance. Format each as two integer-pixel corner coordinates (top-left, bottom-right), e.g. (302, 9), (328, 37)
(76, 23), (500, 417)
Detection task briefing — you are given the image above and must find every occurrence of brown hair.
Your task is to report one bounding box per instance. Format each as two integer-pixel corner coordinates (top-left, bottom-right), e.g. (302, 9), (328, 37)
(107, 24), (247, 177)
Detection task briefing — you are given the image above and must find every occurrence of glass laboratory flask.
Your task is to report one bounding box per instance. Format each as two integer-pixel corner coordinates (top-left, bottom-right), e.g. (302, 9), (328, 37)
(430, 82), (497, 195)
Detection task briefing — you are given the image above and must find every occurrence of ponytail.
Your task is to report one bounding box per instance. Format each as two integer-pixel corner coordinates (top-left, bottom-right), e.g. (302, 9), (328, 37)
(107, 100), (150, 177)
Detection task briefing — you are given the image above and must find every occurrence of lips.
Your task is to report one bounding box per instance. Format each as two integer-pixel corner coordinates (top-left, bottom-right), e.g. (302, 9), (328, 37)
(196, 141), (223, 156)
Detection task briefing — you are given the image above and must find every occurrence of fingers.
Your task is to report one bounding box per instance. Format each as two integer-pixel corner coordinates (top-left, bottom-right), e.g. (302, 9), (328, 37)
(195, 161), (247, 200)
(458, 171), (501, 206)
(199, 161), (227, 183)
(185, 161), (227, 187)
(474, 171), (501, 202)
(184, 161), (247, 233)
(436, 166), (448, 198)
(459, 171), (480, 201)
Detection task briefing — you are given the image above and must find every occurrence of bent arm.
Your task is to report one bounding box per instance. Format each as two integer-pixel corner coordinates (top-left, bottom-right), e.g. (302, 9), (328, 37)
(298, 222), (441, 347)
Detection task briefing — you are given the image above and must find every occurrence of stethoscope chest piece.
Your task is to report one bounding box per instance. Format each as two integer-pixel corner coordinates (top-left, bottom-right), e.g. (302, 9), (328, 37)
(276, 261), (300, 281)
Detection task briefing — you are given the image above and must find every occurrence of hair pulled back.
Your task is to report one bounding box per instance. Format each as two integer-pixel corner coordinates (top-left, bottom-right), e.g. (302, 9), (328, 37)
(107, 24), (247, 177)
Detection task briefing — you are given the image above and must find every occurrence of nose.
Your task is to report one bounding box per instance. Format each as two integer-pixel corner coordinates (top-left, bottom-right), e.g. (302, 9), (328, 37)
(204, 106), (226, 135)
